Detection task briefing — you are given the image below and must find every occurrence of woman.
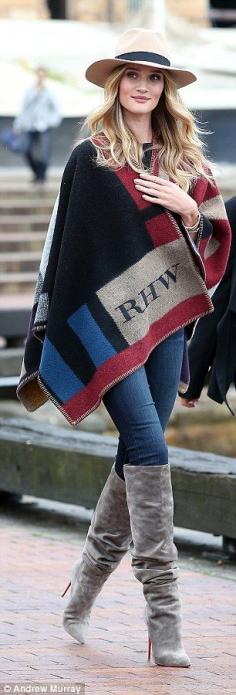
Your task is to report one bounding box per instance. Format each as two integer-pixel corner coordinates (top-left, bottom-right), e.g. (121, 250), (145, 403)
(17, 29), (231, 668)
(180, 196), (236, 414)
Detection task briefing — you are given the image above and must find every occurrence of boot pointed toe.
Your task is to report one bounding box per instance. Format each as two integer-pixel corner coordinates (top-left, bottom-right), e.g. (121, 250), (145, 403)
(63, 612), (89, 644)
(155, 648), (191, 667)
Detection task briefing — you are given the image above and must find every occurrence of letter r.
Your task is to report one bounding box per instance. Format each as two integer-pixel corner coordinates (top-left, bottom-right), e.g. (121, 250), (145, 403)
(115, 298), (145, 322)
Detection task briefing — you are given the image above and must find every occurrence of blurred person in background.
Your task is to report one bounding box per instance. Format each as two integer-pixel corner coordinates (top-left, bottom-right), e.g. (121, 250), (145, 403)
(14, 66), (61, 183)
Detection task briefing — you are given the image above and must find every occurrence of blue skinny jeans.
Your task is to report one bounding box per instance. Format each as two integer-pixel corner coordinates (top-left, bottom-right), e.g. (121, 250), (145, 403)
(103, 328), (185, 480)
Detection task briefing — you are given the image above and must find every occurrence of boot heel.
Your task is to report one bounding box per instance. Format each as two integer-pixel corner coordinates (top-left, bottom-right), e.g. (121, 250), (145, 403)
(61, 580), (71, 598)
(147, 637), (152, 662)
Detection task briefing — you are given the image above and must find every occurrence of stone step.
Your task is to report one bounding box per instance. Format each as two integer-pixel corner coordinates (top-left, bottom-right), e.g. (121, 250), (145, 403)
(0, 347), (24, 377)
(0, 376), (19, 399)
(0, 168), (61, 180)
(0, 215), (49, 232)
(0, 251), (41, 273)
(0, 304), (31, 342)
(0, 182), (59, 200)
(0, 292), (33, 310)
(0, 231), (45, 252)
(0, 271), (37, 294)
(0, 199), (54, 215)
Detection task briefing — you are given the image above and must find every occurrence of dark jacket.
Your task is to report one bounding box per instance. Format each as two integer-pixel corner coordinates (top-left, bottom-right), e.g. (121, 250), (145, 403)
(180, 197), (236, 414)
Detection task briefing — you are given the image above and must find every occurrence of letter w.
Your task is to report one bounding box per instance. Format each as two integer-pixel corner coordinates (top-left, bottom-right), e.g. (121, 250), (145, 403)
(158, 263), (180, 289)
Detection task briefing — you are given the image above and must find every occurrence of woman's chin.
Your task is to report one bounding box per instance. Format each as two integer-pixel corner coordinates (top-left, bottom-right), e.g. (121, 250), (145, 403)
(124, 103), (154, 116)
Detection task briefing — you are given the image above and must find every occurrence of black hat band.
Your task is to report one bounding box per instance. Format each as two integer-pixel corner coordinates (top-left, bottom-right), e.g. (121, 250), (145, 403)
(115, 51), (171, 67)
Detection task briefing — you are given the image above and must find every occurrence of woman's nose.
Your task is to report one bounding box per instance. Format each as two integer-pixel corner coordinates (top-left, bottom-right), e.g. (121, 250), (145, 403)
(136, 85), (148, 93)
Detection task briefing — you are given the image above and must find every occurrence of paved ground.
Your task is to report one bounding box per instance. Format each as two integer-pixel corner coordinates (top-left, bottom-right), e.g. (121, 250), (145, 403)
(1, 495), (236, 695)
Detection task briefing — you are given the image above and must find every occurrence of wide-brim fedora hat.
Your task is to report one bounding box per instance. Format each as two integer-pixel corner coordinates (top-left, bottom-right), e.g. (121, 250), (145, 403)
(85, 28), (197, 89)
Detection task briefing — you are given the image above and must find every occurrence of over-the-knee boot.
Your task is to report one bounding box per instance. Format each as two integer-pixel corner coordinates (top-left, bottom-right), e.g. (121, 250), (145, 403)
(123, 463), (190, 667)
(62, 462), (131, 643)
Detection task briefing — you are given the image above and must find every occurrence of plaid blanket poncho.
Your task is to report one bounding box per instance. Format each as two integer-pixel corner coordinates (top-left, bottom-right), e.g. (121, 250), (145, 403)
(17, 137), (231, 425)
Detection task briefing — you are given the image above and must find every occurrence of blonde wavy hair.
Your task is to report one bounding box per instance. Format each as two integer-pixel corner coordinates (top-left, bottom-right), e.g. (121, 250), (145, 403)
(80, 64), (212, 192)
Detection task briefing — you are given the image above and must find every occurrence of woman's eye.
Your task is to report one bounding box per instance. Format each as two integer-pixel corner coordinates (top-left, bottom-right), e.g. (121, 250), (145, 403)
(125, 71), (162, 80)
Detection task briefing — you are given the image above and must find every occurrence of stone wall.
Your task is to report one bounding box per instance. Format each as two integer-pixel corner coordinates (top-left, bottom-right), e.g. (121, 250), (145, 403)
(0, 0), (140, 22)
(0, 0), (47, 19)
(68, 0), (129, 23)
(166, 0), (208, 24)
(0, 0), (209, 23)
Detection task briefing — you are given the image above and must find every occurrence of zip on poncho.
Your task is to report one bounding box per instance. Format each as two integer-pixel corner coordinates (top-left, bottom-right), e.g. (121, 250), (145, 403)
(16, 137), (231, 425)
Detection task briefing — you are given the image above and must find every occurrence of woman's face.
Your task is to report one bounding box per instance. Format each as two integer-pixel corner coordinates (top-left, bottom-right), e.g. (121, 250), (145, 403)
(118, 65), (165, 115)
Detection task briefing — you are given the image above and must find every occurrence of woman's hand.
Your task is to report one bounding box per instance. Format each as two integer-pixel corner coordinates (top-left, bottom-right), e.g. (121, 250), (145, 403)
(179, 397), (199, 408)
(134, 172), (198, 224)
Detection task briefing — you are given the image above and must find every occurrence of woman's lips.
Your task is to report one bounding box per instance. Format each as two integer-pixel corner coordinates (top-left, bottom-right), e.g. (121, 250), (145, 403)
(131, 96), (150, 102)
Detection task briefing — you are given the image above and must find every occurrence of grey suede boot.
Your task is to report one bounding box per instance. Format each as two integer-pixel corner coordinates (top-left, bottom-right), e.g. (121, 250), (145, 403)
(62, 462), (131, 643)
(123, 463), (190, 668)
